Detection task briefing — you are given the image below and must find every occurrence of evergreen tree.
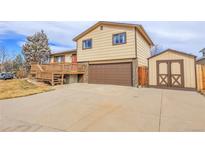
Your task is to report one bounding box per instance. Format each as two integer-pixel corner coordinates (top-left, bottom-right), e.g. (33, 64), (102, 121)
(22, 30), (51, 71)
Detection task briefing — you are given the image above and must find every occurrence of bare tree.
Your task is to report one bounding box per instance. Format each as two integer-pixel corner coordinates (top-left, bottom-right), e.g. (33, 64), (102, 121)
(22, 30), (51, 71)
(151, 44), (163, 56)
(13, 54), (24, 72)
(3, 59), (13, 72)
(0, 46), (8, 72)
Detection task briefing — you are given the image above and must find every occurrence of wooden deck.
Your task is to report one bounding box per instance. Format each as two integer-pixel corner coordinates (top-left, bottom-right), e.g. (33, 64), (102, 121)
(30, 63), (87, 85)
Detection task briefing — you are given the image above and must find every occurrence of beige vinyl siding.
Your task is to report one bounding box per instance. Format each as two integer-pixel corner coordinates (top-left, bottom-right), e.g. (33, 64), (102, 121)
(149, 51), (196, 88)
(50, 53), (73, 63)
(136, 30), (151, 66)
(77, 25), (136, 62)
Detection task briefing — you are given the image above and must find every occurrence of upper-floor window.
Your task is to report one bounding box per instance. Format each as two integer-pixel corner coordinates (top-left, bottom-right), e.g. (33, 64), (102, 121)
(113, 32), (126, 45)
(54, 55), (65, 63)
(83, 39), (92, 49)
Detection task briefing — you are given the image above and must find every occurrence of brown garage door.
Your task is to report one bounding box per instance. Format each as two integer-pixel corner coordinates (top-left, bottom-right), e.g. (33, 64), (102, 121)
(88, 63), (132, 86)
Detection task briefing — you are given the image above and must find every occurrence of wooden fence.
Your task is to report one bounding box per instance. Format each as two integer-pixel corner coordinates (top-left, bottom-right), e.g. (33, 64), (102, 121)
(196, 64), (205, 92)
(138, 66), (148, 87)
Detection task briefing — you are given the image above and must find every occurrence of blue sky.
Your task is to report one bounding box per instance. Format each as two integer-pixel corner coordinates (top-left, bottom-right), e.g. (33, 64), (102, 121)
(0, 21), (205, 58)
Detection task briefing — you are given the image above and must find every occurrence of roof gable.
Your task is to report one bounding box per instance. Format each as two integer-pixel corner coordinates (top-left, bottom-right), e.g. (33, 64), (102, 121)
(51, 49), (76, 56)
(73, 21), (154, 46)
(148, 49), (196, 59)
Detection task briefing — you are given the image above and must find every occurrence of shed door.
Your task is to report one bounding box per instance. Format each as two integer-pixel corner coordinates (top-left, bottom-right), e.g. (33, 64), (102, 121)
(88, 63), (132, 86)
(157, 61), (169, 86)
(157, 60), (184, 88)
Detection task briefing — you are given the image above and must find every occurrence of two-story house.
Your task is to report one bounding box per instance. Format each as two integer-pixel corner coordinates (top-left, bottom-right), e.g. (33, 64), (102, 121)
(73, 21), (154, 86)
(31, 21), (154, 86)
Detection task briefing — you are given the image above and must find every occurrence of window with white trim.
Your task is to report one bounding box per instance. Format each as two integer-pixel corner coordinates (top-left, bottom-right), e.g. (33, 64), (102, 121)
(113, 32), (126, 45)
(83, 39), (92, 49)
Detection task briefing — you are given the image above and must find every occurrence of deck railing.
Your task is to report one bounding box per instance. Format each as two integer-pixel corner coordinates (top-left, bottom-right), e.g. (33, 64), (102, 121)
(30, 63), (86, 77)
(30, 63), (86, 85)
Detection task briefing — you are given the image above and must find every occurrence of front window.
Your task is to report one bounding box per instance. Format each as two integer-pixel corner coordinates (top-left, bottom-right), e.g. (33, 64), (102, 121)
(54, 55), (65, 63)
(113, 32), (126, 45)
(83, 39), (92, 49)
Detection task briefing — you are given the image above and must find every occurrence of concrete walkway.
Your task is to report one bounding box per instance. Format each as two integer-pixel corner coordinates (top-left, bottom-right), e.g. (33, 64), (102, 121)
(0, 83), (205, 132)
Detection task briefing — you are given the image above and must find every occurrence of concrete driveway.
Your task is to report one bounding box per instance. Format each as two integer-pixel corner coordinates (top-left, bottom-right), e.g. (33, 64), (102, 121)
(0, 83), (205, 132)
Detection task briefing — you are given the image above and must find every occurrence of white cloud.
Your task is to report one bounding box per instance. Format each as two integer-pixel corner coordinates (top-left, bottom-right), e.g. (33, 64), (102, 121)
(0, 21), (96, 47)
(17, 41), (25, 48)
(18, 40), (72, 53)
(0, 22), (94, 46)
(0, 21), (96, 54)
(50, 45), (72, 53)
(150, 29), (198, 41)
(135, 21), (205, 57)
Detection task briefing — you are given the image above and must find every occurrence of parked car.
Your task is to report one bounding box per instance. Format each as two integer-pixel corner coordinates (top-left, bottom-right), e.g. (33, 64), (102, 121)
(0, 73), (14, 80)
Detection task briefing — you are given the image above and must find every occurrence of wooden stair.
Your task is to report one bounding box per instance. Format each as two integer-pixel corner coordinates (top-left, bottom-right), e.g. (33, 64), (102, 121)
(30, 63), (87, 86)
(52, 74), (64, 86)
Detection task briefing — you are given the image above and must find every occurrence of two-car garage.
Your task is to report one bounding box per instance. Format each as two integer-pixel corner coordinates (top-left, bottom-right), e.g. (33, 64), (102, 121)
(88, 62), (133, 86)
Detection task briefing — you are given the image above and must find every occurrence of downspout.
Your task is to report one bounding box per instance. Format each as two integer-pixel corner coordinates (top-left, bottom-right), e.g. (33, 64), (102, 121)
(134, 27), (139, 87)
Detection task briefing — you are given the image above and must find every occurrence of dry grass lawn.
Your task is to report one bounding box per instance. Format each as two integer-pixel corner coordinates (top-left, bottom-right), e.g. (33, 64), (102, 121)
(0, 79), (52, 100)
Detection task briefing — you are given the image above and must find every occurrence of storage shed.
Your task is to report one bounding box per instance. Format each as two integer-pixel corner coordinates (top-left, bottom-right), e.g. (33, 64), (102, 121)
(148, 49), (197, 90)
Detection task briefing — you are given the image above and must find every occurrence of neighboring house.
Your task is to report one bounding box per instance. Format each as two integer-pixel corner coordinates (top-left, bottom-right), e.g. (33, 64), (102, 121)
(197, 48), (205, 64)
(197, 57), (205, 64)
(199, 48), (205, 57)
(148, 49), (197, 90)
(73, 21), (154, 86)
(50, 49), (77, 64)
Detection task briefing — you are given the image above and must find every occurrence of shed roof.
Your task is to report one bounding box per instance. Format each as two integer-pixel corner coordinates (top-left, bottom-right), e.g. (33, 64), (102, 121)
(148, 49), (196, 60)
(72, 21), (154, 46)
